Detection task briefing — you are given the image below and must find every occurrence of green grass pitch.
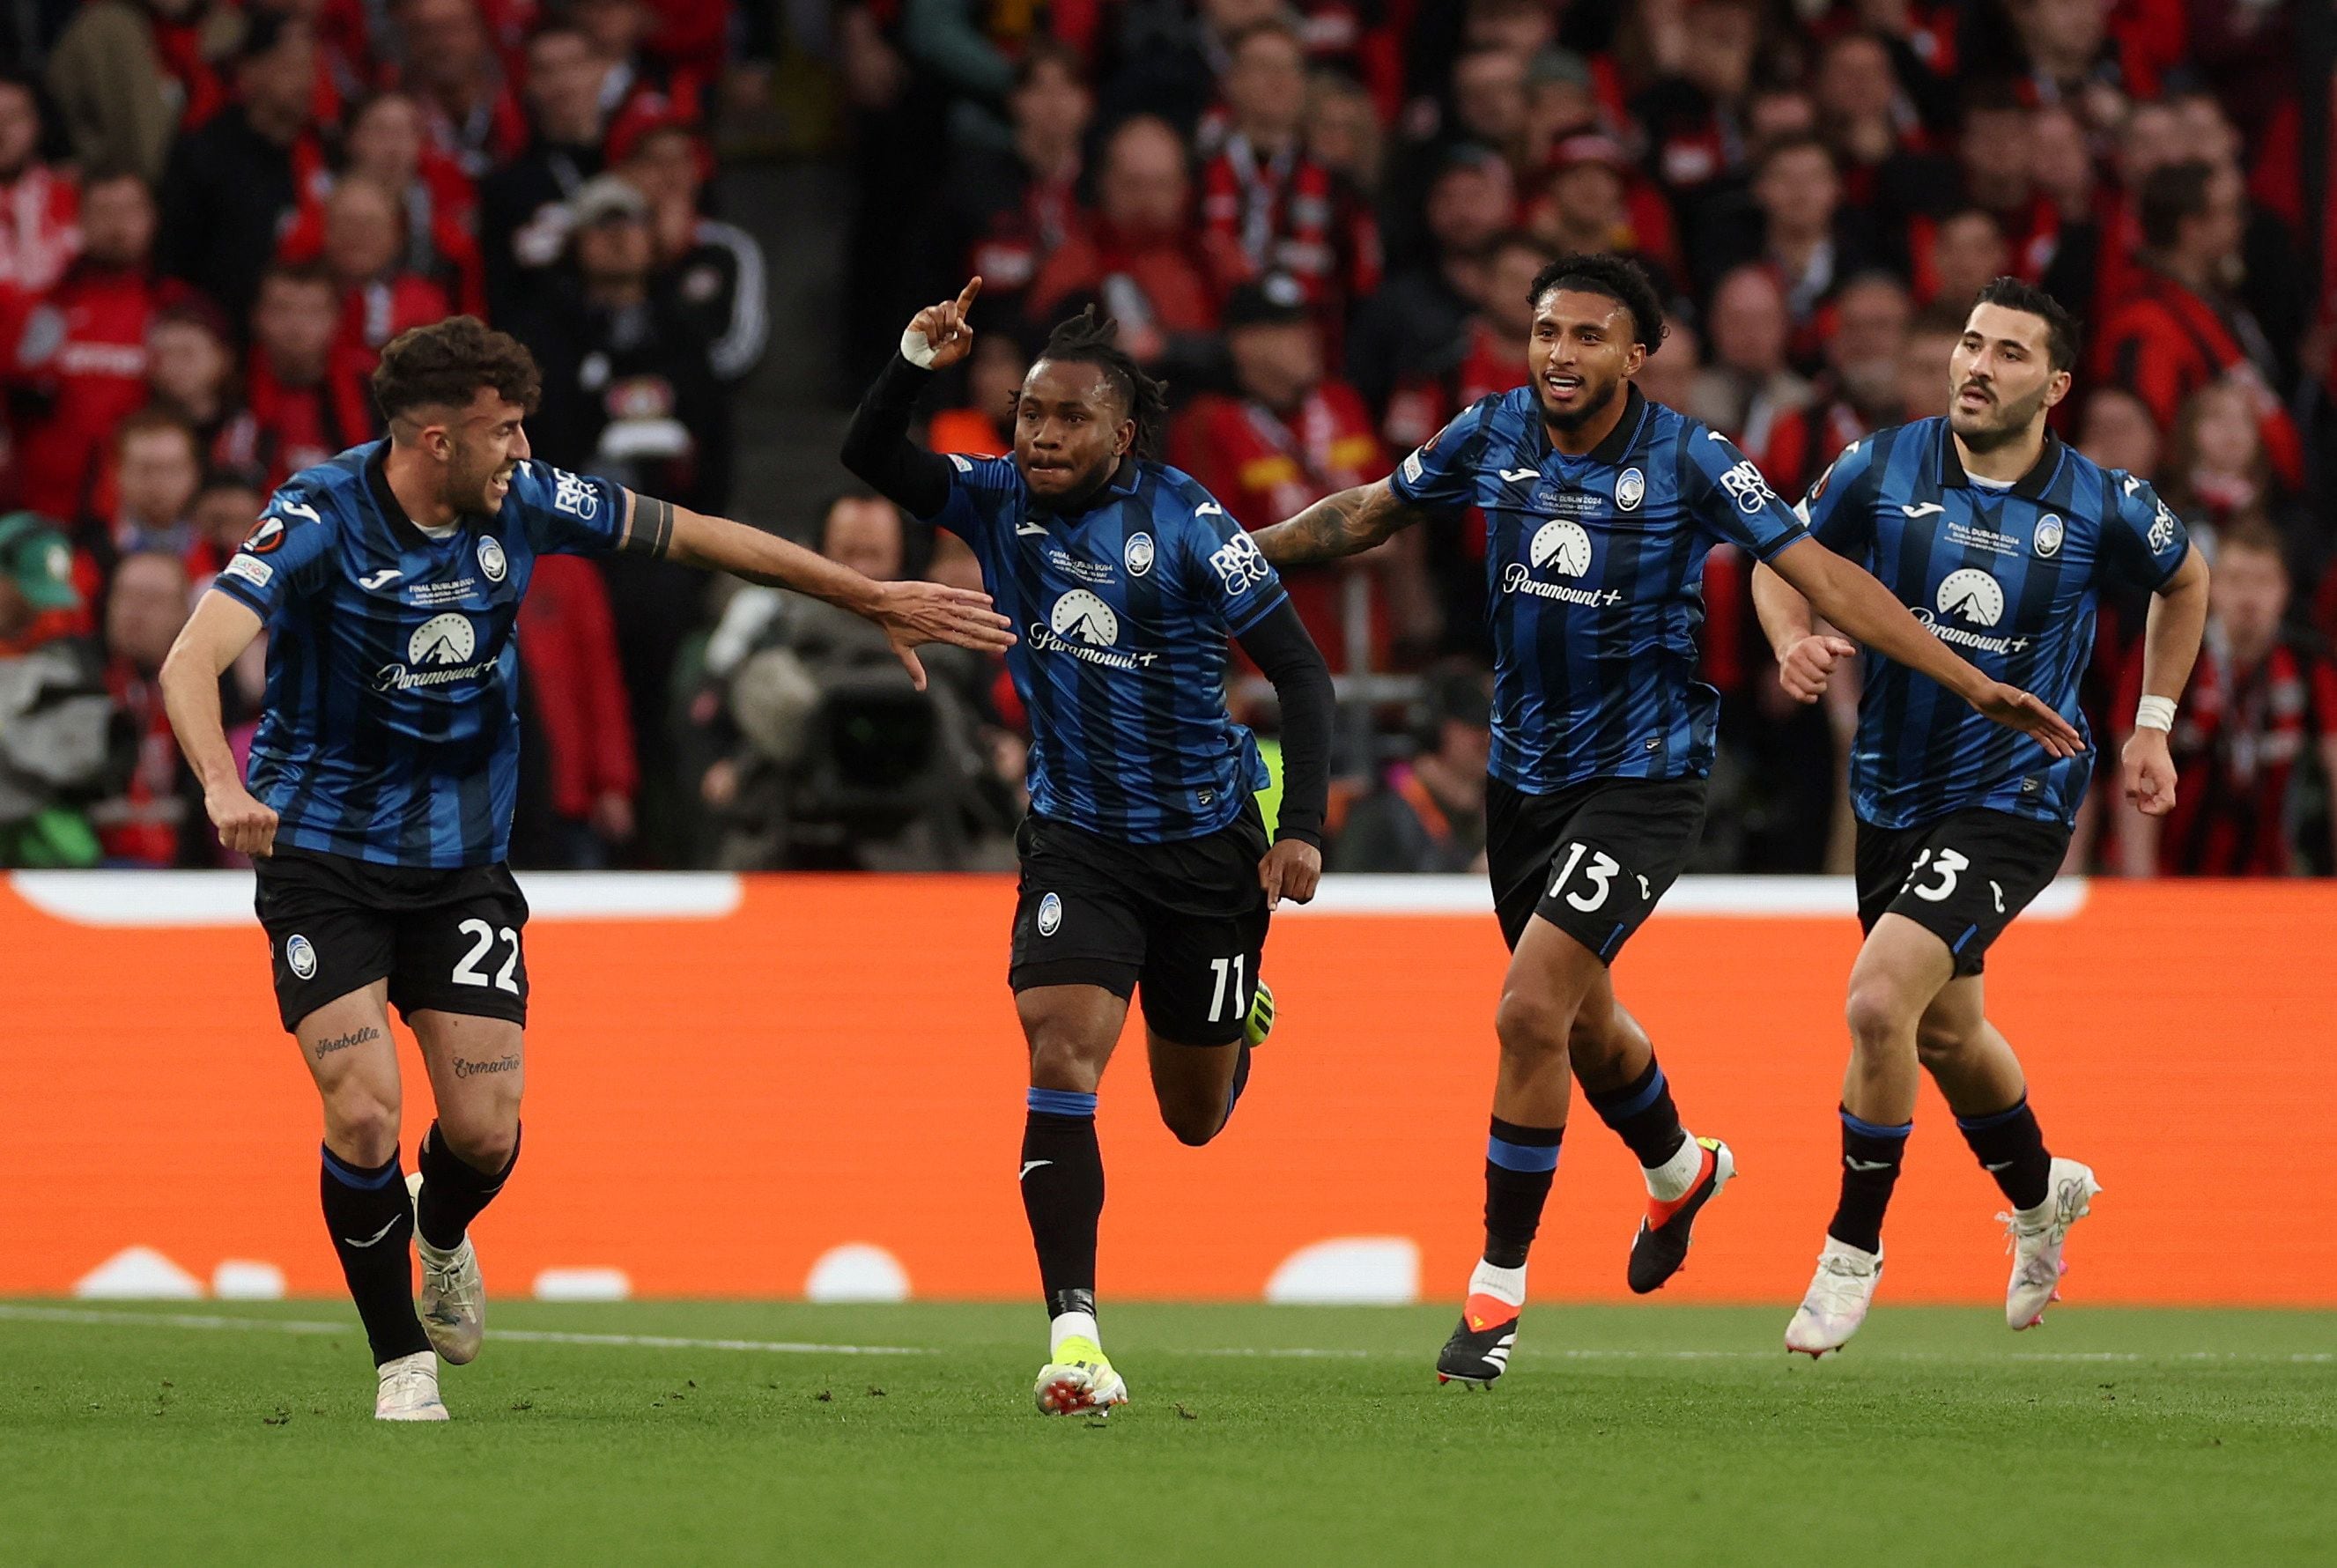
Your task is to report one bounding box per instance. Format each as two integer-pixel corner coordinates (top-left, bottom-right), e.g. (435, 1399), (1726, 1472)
(4, 1300), (2330, 1565)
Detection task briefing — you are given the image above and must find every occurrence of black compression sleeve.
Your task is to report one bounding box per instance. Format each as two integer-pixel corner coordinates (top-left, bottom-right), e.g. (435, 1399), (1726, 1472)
(1234, 598), (1335, 848)
(840, 353), (956, 521)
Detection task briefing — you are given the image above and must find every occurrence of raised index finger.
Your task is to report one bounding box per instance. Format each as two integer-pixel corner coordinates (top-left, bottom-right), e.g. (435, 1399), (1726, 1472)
(956, 277), (983, 314)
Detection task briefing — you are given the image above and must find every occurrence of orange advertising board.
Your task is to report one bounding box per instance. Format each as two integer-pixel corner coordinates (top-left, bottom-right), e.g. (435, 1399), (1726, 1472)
(2, 873), (2332, 1305)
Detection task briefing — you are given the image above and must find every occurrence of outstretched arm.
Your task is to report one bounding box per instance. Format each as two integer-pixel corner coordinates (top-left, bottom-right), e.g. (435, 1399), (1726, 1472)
(1764, 536), (2085, 757)
(1250, 478), (1430, 567)
(652, 497), (1013, 690)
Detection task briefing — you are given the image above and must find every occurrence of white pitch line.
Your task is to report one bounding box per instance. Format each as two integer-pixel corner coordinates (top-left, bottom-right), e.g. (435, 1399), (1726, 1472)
(1186, 1342), (2336, 1365)
(0, 1305), (928, 1356)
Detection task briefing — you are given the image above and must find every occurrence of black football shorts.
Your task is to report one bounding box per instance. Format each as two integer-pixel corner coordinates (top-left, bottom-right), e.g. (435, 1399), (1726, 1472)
(1853, 808), (2070, 977)
(1485, 775), (1708, 960)
(1009, 802), (1271, 1047)
(253, 847), (530, 1032)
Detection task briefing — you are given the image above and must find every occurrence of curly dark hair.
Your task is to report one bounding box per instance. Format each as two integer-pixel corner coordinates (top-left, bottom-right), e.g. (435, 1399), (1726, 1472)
(1034, 307), (1170, 458)
(1527, 253), (1668, 351)
(371, 315), (542, 425)
(1971, 276), (2082, 373)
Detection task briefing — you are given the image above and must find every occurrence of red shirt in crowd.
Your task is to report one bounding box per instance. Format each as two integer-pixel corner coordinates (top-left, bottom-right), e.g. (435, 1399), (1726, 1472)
(8, 261), (170, 521)
(219, 351), (378, 490)
(94, 658), (189, 867)
(517, 553), (638, 825)
(1198, 137), (1379, 326)
(1169, 381), (1388, 668)
(2090, 264), (2304, 488)
(0, 166), (81, 353)
(1027, 218), (1219, 351)
(2119, 634), (2337, 875)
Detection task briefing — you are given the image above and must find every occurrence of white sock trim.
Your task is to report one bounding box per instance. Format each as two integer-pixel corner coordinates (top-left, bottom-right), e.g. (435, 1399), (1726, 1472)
(1467, 1258), (1527, 1309)
(1646, 1133), (1705, 1203)
(1048, 1310), (1099, 1358)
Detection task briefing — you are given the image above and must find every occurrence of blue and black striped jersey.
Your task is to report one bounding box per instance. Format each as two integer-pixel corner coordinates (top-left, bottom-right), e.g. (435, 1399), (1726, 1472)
(934, 454), (1288, 843)
(1391, 384), (1809, 793)
(1799, 419), (2191, 830)
(210, 442), (628, 868)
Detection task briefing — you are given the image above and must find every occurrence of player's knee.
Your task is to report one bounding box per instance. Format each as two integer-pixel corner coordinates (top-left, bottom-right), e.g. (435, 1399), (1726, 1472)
(322, 1090), (400, 1165)
(1024, 1019), (1109, 1091)
(1914, 1017), (1975, 1070)
(1495, 986), (1573, 1062)
(1844, 981), (1917, 1054)
(438, 1110), (518, 1170)
(1158, 1099), (1222, 1148)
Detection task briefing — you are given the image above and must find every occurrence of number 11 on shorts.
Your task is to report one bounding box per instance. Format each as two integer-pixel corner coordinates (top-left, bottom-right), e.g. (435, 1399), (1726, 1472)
(1208, 954), (1247, 1023)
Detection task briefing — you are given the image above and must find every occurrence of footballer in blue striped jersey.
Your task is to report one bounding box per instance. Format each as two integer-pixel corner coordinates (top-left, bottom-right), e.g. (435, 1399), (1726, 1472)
(844, 280), (1335, 1416)
(1252, 254), (2082, 1387)
(160, 316), (1012, 1420)
(1755, 278), (2208, 1357)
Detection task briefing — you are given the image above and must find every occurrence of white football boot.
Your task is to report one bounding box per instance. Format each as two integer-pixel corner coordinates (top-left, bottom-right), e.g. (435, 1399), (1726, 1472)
(1033, 1334), (1128, 1416)
(2003, 1158), (2102, 1330)
(374, 1350), (449, 1421)
(407, 1172), (485, 1365)
(1785, 1237), (1884, 1357)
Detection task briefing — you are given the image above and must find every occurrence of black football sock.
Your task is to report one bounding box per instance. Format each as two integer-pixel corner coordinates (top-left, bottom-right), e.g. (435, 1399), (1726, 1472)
(1582, 1055), (1690, 1169)
(1956, 1095), (2052, 1212)
(320, 1145), (429, 1366)
(1483, 1118), (1564, 1268)
(1020, 1089), (1105, 1319)
(415, 1120), (521, 1252)
(1828, 1107), (1912, 1254)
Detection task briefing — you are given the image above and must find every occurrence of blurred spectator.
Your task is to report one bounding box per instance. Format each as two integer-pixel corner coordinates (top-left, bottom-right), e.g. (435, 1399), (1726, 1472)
(1630, 0), (1763, 259)
(1519, 48), (1601, 172)
(1170, 277), (1406, 669)
(0, 512), (108, 867)
(393, 0), (529, 180)
(8, 172), (164, 526)
(1306, 68), (1385, 196)
(1384, 228), (1545, 453)
(218, 263), (374, 489)
(1756, 272), (1911, 495)
(1919, 207), (2010, 311)
(1528, 133), (1678, 285)
(0, 76), (79, 350)
(2090, 159), (2303, 491)
(2116, 521), (2337, 876)
(1347, 145), (1512, 412)
(625, 122), (768, 386)
(1636, 316), (1702, 414)
(2008, 0), (2156, 133)
(1027, 115), (1217, 374)
(573, 0), (703, 141)
(2075, 387), (2163, 481)
(1721, 134), (1882, 325)
(2159, 381), (2291, 540)
(280, 90), (488, 318)
(937, 42), (1090, 327)
(1690, 264), (1813, 451)
(91, 548), (207, 867)
(1105, 0), (1294, 144)
(514, 552), (637, 869)
(158, 12), (322, 328)
(144, 300), (241, 458)
(1330, 665), (1491, 874)
(188, 469), (266, 579)
(314, 177), (453, 374)
(927, 330), (1025, 457)
(1894, 304), (1962, 421)
(78, 409), (203, 605)
(478, 19), (610, 322)
(1199, 18), (1381, 323)
(47, 0), (238, 184)
(1814, 29), (1946, 227)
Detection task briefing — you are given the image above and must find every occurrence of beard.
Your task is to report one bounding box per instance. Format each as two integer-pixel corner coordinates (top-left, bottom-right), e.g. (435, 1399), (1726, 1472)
(1949, 382), (2050, 452)
(1541, 374), (1621, 432)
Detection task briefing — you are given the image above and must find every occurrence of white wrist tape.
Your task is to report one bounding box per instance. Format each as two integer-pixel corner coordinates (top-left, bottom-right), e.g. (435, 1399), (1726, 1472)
(899, 327), (937, 369)
(2134, 695), (2177, 732)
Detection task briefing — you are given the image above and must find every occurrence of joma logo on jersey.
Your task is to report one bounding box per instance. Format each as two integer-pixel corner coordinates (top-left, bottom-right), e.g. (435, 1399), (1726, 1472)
(373, 614), (497, 692)
(550, 468), (598, 520)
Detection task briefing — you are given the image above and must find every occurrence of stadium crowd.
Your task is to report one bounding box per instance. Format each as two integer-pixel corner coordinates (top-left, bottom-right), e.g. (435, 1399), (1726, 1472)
(1, 0), (2333, 878)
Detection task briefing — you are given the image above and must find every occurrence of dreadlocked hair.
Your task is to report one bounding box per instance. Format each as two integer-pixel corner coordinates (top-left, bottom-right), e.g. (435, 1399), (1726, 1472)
(1039, 307), (1170, 458)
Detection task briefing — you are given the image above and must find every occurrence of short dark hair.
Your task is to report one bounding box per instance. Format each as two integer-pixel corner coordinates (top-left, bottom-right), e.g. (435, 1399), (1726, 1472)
(1752, 129), (1836, 180)
(115, 404), (199, 457)
(2215, 514), (2287, 568)
(1482, 228), (1551, 269)
(1033, 307), (1170, 457)
(1969, 276), (2082, 373)
(1527, 253), (1668, 351)
(2138, 159), (2216, 251)
(371, 315), (542, 424)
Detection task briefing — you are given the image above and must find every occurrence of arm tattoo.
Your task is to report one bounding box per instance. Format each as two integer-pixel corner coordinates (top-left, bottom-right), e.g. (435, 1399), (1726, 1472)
(1251, 483), (1416, 567)
(624, 492), (675, 558)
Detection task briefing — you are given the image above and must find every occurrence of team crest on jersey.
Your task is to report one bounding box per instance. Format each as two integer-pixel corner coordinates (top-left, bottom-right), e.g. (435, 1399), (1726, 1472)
(1616, 468), (1645, 511)
(2033, 514), (2063, 558)
(550, 467), (598, 519)
(1124, 531), (1155, 577)
(1528, 519), (1594, 577)
(1037, 892), (1063, 937)
(286, 934), (318, 980)
(1208, 532), (1272, 596)
(1935, 568), (2006, 627)
(477, 535), (508, 581)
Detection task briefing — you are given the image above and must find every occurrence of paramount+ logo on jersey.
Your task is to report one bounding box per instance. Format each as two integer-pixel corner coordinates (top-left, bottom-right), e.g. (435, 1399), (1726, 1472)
(1913, 568), (2032, 655)
(373, 613), (501, 692)
(1502, 516), (1622, 607)
(1027, 590), (1156, 670)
